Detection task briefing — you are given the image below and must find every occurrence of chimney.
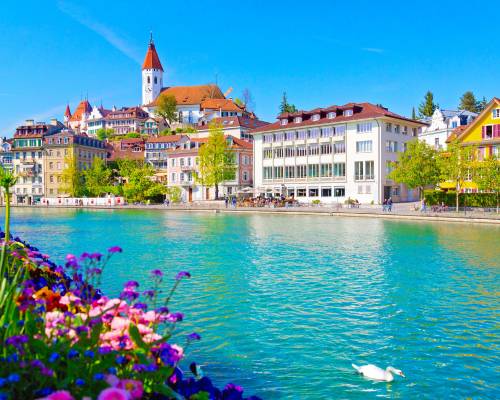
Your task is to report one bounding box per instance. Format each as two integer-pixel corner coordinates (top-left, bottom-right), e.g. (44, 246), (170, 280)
(25, 119), (34, 126)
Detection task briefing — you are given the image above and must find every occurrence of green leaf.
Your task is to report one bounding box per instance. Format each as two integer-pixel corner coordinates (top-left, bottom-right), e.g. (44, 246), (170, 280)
(129, 324), (148, 351)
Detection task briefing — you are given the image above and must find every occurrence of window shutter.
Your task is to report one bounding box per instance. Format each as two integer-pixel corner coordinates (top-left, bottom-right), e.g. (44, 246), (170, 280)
(495, 124), (500, 137)
(482, 126), (486, 139)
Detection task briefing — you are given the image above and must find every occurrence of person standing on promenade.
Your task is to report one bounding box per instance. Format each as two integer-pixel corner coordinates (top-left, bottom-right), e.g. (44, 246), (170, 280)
(387, 197), (393, 212)
(224, 196), (229, 208)
(382, 198), (387, 212)
(421, 198), (427, 212)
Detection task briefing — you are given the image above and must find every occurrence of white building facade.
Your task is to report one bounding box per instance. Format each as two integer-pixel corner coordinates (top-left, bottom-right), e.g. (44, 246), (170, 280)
(251, 103), (426, 204)
(419, 108), (477, 150)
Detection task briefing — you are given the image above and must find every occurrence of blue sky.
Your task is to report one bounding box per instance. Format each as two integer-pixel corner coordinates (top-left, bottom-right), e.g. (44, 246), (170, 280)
(0, 0), (498, 136)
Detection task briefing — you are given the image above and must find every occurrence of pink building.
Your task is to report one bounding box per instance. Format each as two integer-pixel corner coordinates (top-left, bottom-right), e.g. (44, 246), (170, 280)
(167, 136), (253, 202)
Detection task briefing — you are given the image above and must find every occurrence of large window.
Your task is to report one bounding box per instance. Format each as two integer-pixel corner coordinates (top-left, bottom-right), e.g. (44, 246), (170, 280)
(365, 161), (374, 179)
(274, 133), (284, 142)
(296, 188), (306, 197)
(357, 122), (372, 133)
(385, 123), (392, 132)
(285, 147), (295, 157)
(308, 164), (319, 177)
(386, 140), (398, 152)
(296, 165), (307, 178)
(321, 143), (332, 154)
(297, 130), (307, 140)
(334, 126), (346, 136)
(321, 127), (333, 137)
(263, 167), (272, 179)
(285, 131), (295, 141)
(309, 128), (320, 139)
(273, 166), (283, 178)
(285, 166), (295, 178)
(333, 162), (345, 177)
(320, 164), (332, 177)
(296, 146), (307, 157)
(308, 145), (320, 156)
(309, 188), (319, 197)
(263, 134), (273, 143)
(356, 140), (372, 153)
(274, 147), (284, 158)
(355, 161), (364, 180)
(321, 187), (332, 197)
(334, 187), (345, 197)
(333, 142), (345, 153)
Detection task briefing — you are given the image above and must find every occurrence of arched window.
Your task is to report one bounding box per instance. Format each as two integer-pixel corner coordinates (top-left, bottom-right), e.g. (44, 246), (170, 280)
(154, 77), (157, 84)
(147, 76), (150, 84)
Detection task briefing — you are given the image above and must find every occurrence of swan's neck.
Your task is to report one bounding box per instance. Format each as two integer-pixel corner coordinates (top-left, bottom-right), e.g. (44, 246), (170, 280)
(386, 367), (396, 374)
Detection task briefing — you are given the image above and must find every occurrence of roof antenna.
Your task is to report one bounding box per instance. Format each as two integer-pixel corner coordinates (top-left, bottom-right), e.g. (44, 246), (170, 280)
(150, 31), (153, 44)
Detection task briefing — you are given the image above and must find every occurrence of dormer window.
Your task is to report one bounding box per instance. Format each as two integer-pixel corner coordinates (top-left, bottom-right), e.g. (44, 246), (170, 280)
(280, 119), (288, 126)
(311, 114), (320, 121)
(327, 112), (336, 119)
(343, 109), (353, 117)
(493, 109), (500, 119)
(294, 117), (302, 124)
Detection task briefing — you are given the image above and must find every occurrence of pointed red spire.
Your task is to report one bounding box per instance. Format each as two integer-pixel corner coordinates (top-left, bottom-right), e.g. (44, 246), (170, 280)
(64, 104), (72, 118)
(142, 33), (163, 71)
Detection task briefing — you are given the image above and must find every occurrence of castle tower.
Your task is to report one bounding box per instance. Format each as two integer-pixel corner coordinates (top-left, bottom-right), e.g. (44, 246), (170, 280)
(64, 104), (72, 126)
(142, 33), (164, 105)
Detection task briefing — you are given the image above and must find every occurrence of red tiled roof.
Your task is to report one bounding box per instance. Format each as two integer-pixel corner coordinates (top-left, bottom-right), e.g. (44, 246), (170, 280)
(250, 102), (425, 134)
(148, 85), (225, 107)
(231, 136), (252, 149)
(201, 98), (243, 112)
(64, 104), (72, 117)
(70, 100), (92, 122)
(142, 42), (163, 71)
(197, 116), (270, 130)
(145, 134), (186, 143)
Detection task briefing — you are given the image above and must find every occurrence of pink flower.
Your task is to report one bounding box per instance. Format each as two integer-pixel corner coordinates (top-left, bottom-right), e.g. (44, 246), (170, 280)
(110, 316), (130, 332)
(117, 380), (144, 399)
(40, 390), (75, 400)
(59, 293), (82, 306)
(97, 388), (130, 400)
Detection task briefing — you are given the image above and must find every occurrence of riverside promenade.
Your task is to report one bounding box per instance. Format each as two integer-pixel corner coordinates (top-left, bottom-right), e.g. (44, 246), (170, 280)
(13, 202), (500, 225)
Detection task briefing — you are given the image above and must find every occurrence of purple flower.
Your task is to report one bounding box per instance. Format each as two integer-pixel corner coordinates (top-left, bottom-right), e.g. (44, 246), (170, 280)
(89, 267), (102, 276)
(108, 246), (122, 254)
(175, 271), (191, 280)
(5, 335), (29, 348)
(143, 290), (155, 299)
(120, 289), (139, 301)
(90, 252), (103, 261)
(132, 303), (148, 311)
(156, 306), (169, 314)
(65, 254), (77, 262)
(98, 346), (112, 355)
(168, 312), (184, 322)
(124, 280), (139, 289)
(151, 269), (163, 278)
(187, 332), (201, 341)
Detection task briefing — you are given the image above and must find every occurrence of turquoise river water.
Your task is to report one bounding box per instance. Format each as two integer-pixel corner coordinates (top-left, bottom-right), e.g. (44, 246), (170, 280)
(4, 208), (500, 399)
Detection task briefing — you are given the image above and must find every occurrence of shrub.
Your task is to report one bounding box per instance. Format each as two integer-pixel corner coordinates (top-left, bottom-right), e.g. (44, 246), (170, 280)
(424, 190), (497, 207)
(311, 199), (321, 205)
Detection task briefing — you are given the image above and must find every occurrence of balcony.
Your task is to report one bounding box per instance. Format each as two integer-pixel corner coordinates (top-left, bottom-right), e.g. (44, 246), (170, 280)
(181, 165), (194, 172)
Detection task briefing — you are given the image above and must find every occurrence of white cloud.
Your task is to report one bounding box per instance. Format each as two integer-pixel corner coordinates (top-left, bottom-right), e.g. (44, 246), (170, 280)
(57, 1), (142, 64)
(362, 47), (384, 54)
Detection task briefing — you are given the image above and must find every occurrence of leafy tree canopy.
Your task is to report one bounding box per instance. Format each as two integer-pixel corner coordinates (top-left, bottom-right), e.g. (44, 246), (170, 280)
(280, 92), (298, 114)
(418, 90), (438, 118)
(156, 94), (178, 125)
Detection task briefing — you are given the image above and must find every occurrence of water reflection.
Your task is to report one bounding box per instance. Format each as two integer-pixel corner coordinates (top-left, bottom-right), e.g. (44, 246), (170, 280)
(3, 208), (500, 399)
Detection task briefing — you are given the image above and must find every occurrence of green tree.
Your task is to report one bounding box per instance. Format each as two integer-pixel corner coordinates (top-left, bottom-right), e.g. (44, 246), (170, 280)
(159, 129), (173, 136)
(411, 107), (416, 120)
(474, 155), (500, 213)
(125, 132), (141, 139)
(165, 186), (181, 203)
(418, 91), (438, 117)
(61, 154), (85, 197)
(388, 139), (440, 200)
(438, 140), (477, 212)
(156, 94), (178, 125)
(118, 161), (166, 202)
(280, 92), (298, 114)
(83, 157), (114, 197)
(459, 91), (478, 112)
(476, 96), (488, 113)
(96, 128), (114, 141)
(195, 122), (236, 199)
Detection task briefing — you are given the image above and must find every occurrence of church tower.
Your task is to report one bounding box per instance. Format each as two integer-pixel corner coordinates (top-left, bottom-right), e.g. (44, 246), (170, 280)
(142, 33), (164, 105)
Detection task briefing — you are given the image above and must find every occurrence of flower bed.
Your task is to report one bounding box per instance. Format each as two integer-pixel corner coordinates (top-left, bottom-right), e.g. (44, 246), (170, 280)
(0, 232), (261, 400)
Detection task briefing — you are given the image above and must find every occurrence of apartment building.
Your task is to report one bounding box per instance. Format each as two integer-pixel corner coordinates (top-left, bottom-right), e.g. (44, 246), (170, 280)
(145, 135), (188, 170)
(251, 102), (426, 204)
(43, 130), (107, 197)
(12, 119), (65, 204)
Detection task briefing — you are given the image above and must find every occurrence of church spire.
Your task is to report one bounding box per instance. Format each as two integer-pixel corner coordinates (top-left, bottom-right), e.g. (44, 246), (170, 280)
(142, 32), (163, 71)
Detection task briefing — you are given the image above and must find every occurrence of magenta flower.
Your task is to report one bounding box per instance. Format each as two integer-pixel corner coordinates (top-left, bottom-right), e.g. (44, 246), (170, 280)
(168, 312), (184, 322)
(5, 334), (29, 349)
(108, 246), (123, 254)
(97, 387), (130, 400)
(124, 281), (139, 289)
(42, 390), (75, 400)
(175, 271), (191, 280)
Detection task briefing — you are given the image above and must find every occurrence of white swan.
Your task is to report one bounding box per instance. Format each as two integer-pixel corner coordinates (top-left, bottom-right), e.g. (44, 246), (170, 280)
(352, 364), (405, 382)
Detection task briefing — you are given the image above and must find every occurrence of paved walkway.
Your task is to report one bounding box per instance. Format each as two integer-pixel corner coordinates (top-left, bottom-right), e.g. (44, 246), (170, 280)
(12, 202), (500, 225)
